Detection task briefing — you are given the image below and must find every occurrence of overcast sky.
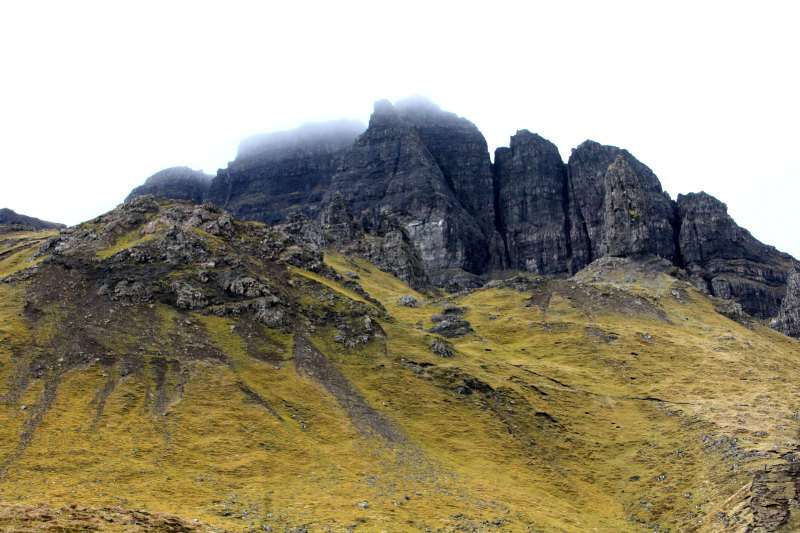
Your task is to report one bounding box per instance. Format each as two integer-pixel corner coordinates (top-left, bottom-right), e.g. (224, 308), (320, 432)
(1, 1), (798, 256)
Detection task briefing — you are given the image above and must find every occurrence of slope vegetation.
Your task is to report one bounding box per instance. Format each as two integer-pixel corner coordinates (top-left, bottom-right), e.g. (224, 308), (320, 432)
(0, 199), (799, 531)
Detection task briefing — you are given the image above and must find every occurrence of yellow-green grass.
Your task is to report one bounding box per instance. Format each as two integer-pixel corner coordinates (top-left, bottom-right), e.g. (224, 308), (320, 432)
(0, 247), (799, 530)
(95, 228), (157, 259)
(0, 230), (55, 278)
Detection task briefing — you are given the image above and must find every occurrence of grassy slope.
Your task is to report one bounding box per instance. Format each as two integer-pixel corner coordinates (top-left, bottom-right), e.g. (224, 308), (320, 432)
(0, 231), (798, 531)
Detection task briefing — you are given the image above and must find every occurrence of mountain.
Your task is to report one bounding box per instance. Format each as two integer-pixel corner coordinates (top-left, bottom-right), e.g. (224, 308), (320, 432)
(2, 197), (800, 531)
(206, 120), (364, 224)
(0, 208), (64, 232)
(126, 167), (213, 204)
(127, 98), (798, 335)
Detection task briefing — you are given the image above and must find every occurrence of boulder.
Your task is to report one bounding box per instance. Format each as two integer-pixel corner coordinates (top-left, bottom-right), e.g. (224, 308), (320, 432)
(397, 295), (419, 307)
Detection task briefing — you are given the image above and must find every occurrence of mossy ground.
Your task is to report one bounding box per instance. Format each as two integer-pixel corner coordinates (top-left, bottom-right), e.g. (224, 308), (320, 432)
(0, 233), (799, 531)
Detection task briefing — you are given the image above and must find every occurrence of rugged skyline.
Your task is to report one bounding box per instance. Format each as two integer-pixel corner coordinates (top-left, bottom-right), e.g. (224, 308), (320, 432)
(126, 97), (798, 333)
(2, 3), (798, 259)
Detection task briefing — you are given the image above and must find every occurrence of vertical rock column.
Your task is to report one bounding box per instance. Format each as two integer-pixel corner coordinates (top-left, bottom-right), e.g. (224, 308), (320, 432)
(493, 130), (571, 274)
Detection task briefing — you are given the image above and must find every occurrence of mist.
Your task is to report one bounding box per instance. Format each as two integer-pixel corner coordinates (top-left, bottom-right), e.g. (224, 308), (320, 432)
(0, 0), (798, 257)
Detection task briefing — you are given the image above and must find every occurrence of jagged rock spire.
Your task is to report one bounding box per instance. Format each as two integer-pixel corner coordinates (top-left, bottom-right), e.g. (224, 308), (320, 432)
(494, 130), (570, 274)
(122, 98), (798, 332)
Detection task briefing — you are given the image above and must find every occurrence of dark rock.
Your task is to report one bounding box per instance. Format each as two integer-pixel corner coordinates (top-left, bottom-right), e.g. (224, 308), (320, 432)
(713, 298), (749, 325)
(599, 154), (677, 259)
(220, 274), (271, 298)
(207, 120), (363, 223)
(494, 130), (570, 273)
(677, 192), (794, 318)
(253, 299), (286, 328)
(747, 452), (800, 530)
(266, 214), (328, 273)
(440, 304), (467, 316)
(171, 281), (208, 310)
(772, 265), (800, 337)
(0, 208), (65, 231)
(126, 167), (212, 204)
(484, 274), (545, 292)
(429, 337), (455, 358)
(118, 99), (798, 323)
(566, 141), (677, 268)
(396, 97), (505, 269)
(111, 280), (153, 304)
(320, 192), (429, 289)
(322, 100), (491, 284)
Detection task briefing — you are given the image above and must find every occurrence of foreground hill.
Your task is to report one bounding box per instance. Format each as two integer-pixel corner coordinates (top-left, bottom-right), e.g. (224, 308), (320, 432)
(1, 198), (800, 531)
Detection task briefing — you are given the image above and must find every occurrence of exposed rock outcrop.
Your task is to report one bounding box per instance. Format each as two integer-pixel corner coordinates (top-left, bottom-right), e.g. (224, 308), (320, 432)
(207, 120), (363, 223)
(126, 167), (212, 204)
(566, 141), (677, 269)
(772, 265), (800, 337)
(396, 97), (505, 269)
(319, 192), (429, 289)
(121, 99), (798, 327)
(677, 192), (794, 318)
(322, 100), (489, 286)
(0, 208), (64, 231)
(494, 130), (570, 274)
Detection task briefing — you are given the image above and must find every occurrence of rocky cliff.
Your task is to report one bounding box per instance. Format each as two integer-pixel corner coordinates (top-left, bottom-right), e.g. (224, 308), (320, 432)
(771, 264), (800, 336)
(125, 98), (798, 334)
(205, 120), (363, 223)
(566, 141), (678, 269)
(321, 100), (492, 287)
(676, 192), (794, 318)
(127, 167), (212, 204)
(494, 130), (570, 274)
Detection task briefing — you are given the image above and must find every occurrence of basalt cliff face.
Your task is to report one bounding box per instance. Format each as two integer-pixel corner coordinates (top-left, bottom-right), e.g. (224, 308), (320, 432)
(127, 98), (797, 334)
(126, 167), (213, 205)
(205, 120), (363, 224)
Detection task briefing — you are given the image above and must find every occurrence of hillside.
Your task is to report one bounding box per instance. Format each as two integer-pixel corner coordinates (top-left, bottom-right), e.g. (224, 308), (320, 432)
(0, 208), (64, 233)
(0, 198), (799, 531)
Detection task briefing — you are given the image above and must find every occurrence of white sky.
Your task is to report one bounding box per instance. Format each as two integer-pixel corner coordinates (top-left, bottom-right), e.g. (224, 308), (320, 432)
(1, 1), (798, 257)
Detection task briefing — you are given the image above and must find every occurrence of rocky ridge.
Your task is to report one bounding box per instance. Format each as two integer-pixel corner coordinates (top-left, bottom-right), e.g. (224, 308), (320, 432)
(206, 120), (363, 224)
(126, 167), (213, 205)
(0, 208), (64, 232)
(126, 98), (798, 335)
